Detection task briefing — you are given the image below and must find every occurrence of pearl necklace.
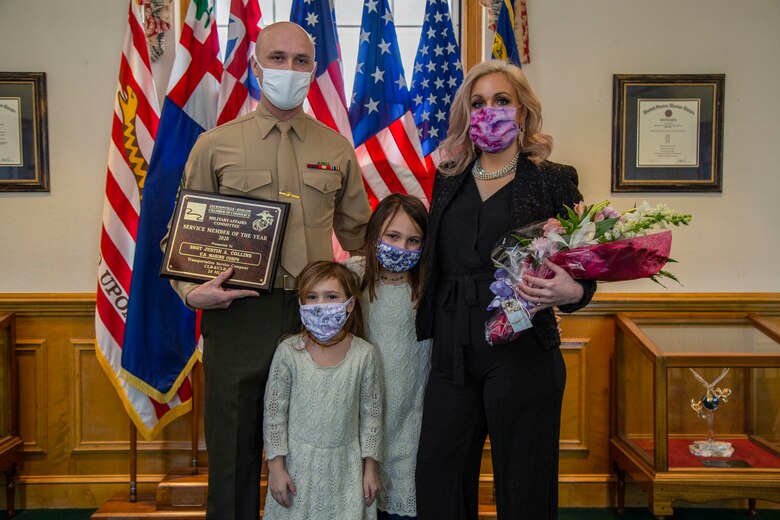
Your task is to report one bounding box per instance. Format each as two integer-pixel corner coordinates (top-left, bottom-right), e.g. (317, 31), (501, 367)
(471, 151), (520, 181)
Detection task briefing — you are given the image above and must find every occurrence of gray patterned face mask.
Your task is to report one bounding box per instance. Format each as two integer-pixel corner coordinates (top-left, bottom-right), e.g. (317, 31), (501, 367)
(299, 297), (353, 342)
(376, 241), (422, 273)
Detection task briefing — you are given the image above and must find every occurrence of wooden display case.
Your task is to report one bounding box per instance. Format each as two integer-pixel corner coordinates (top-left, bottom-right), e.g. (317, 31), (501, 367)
(610, 313), (780, 519)
(0, 312), (23, 516)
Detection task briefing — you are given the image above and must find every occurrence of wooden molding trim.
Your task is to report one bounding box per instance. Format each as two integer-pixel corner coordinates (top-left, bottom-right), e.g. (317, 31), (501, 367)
(0, 293), (96, 317)
(18, 474), (165, 485)
(581, 292), (780, 315)
(1, 293), (778, 317)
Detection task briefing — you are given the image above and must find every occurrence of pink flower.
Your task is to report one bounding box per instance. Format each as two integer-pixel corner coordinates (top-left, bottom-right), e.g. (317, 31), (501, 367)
(543, 218), (565, 235)
(602, 206), (621, 219)
(573, 201), (586, 218)
(530, 236), (559, 258)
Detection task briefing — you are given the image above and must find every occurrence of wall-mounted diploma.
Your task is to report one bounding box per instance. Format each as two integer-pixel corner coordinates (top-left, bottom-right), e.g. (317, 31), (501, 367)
(637, 99), (700, 168)
(0, 98), (23, 166)
(161, 190), (289, 292)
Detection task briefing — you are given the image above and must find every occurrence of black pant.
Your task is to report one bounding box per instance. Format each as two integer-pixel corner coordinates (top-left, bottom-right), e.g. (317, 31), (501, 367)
(201, 292), (298, 520)
(415, 334), (566, 520)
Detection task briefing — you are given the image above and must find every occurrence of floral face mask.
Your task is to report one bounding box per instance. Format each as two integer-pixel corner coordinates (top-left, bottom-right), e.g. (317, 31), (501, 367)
(469, 106), (520, 153)
(376, 240), (422, 273)
(299, 297), (353, 343)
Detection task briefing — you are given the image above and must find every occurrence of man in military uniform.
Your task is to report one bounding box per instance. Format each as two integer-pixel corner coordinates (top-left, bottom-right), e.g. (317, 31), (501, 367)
(165, 21), (371, 520)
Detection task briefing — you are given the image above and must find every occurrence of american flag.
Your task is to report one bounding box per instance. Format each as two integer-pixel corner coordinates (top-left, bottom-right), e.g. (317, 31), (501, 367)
(410, 0), (463, 168)
(119, 0), (222, 434)
(348, 0), (431, 206)
(96, 0), (191, 439)
(292, 0), (353, 142)
(291, 0), (354, 262)
(216, 0), (262, 125)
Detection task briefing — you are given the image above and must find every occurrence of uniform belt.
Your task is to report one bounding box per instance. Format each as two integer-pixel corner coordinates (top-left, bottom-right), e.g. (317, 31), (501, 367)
(273, 274), (299, 291)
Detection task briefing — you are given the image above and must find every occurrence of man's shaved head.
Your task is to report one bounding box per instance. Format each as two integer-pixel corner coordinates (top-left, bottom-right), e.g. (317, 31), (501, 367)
(255, 21), (315, 60)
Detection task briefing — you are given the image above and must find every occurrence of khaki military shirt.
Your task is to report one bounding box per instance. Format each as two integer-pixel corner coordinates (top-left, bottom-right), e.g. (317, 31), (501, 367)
(165, 102), (371, 303)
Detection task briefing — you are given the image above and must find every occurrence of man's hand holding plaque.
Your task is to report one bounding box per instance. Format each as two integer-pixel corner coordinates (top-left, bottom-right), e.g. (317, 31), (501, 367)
(161, 190), (290, 293)
(184, 267), (260, 309)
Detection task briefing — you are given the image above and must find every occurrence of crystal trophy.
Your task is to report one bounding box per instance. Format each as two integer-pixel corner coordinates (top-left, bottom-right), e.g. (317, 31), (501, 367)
(689, 368), (734, 457)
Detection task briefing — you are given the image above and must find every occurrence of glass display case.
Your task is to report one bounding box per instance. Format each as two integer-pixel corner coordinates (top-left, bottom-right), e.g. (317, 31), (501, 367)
(610, 313), (780, 519)
(0, 312), (23, 516)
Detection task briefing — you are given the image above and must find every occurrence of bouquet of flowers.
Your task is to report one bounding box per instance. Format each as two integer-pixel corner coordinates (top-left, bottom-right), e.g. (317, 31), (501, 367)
(485, 201), (692, 345)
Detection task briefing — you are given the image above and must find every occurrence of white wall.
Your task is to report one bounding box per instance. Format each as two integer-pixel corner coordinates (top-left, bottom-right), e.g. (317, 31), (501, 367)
(1, 0), (779, 293)
(0, 1), (127, 293)
(521, 0), (780, 292)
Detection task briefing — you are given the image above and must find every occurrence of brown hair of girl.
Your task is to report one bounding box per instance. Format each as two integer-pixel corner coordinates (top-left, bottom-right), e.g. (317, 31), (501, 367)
(362, 194), (428, 305)
(296, 260), (366, 342)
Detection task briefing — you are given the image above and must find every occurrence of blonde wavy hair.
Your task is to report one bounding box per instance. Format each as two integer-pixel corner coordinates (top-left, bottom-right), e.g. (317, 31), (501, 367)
(437, 60), (552, 176)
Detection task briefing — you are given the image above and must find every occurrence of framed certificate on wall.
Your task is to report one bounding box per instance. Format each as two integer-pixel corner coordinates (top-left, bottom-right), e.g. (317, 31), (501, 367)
(0, 72), (49, 192)
(612, 74), (724, 192)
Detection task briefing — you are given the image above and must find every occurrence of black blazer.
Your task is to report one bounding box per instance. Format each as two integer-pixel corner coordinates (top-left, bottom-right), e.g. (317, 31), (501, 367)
(415, 154), (597, 350)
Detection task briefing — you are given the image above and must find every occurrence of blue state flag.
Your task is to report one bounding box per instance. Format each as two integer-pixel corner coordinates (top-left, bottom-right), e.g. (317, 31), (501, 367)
(121, 0), (222, 403)
(493, 0), (520, 66)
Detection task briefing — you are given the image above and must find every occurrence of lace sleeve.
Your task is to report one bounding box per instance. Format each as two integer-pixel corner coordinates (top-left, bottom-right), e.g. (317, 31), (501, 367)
(343, 255), (366, 281)
(359, 342), (383, 461)
(263, 345), (292, 460)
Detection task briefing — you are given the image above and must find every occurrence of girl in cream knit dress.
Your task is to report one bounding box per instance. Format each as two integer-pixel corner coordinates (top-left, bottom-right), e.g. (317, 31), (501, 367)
(263, 262), (383, 520)
(347, 195), (431, 519)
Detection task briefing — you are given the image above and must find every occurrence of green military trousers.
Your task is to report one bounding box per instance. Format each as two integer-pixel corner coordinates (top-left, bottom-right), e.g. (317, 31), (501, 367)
(201, 291), (298, 520)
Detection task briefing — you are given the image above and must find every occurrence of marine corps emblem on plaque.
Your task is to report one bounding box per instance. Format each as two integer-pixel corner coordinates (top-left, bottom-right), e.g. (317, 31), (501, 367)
(253, 210), (275, 232)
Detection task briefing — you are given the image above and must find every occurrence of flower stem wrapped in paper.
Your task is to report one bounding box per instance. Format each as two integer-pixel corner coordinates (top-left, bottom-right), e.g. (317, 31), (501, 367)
(485, 201), (692, 345)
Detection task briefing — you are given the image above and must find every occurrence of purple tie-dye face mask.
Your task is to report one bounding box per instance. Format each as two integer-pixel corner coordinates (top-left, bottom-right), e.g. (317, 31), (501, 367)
(469, 106), (520, 153)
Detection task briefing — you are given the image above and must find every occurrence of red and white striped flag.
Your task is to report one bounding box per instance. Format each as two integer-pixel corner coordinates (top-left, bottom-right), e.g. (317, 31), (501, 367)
(96, 0), (191, 439)
(119, 0), (221, 420)
(216, 0), (263, 125)
(291, 0), (354, 260)
(291, 0), (353, 144)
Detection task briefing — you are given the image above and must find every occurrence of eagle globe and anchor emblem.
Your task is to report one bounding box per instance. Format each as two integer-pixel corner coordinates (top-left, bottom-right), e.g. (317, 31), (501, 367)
(252, 210), (275, 232)
(689, 367), (734, 457)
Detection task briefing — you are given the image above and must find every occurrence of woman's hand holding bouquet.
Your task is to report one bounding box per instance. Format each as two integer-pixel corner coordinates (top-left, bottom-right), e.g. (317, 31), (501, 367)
(485, 201), (692, 345)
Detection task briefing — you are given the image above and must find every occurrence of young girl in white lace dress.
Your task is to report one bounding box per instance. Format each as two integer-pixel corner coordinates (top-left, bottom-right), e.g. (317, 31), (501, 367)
(263, 261), (383, 520)
(347, 194), (431, 520)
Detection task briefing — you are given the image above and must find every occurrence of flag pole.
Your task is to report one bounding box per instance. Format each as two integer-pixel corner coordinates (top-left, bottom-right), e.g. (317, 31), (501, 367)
(129, 419), (137, 502)
(191, 362), (201, 474)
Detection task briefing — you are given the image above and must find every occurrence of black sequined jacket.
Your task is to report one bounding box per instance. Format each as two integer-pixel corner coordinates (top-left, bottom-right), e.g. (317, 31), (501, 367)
(415, 154), (597, 349)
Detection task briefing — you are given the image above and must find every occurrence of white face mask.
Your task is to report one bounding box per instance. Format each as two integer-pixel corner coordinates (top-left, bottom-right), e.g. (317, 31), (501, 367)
(257, 62), (314, 111)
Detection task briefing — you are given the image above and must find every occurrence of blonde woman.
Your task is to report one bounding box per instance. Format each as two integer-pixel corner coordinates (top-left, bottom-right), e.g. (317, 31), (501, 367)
(414, 60), (596, 519)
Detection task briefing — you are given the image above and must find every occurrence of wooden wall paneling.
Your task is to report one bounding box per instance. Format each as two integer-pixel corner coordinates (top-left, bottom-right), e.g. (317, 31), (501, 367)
(559, 339), (589, 452)
(72, 340), (123, 451)
(559, 315), (614, 476)
(15, 339), (46, 455)
(1, 293), (779, 510)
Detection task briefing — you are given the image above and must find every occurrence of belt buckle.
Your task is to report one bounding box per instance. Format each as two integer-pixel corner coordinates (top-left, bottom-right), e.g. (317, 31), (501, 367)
(283, 274), (298, 292)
